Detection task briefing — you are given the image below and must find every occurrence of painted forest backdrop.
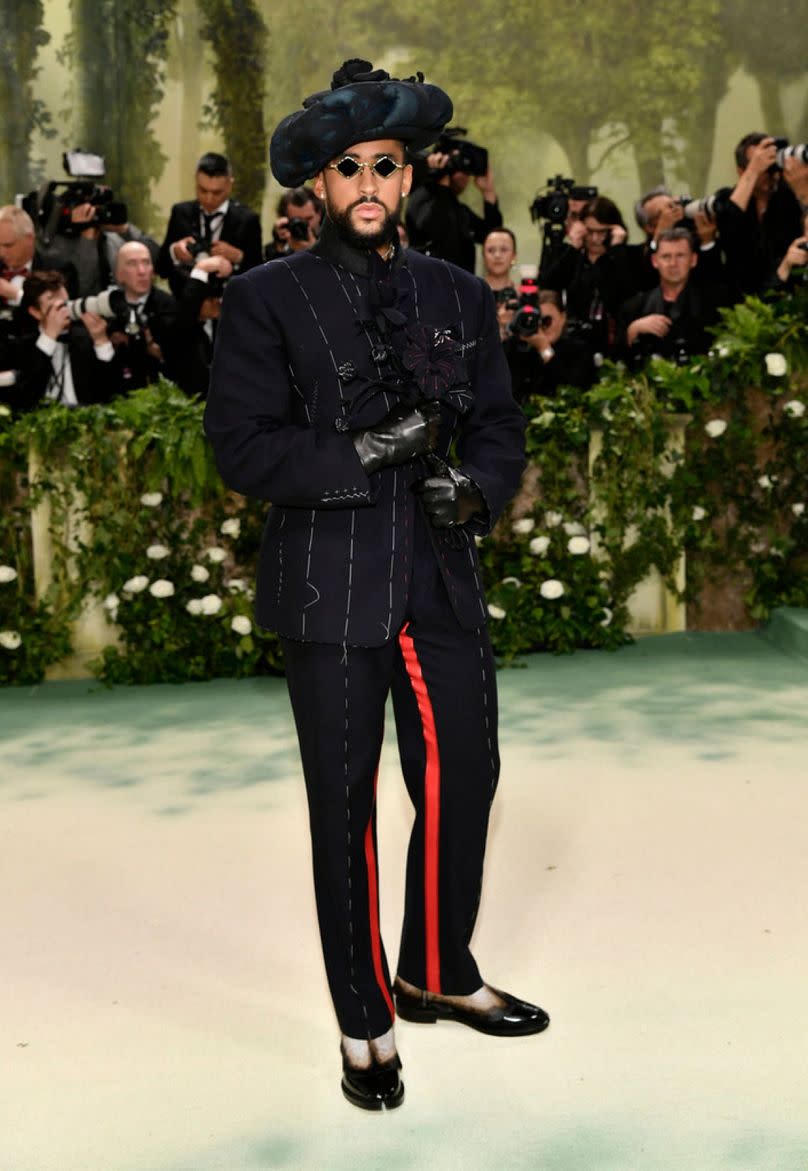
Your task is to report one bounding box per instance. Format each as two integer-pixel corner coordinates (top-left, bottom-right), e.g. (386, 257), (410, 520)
(2, 1), (808, 258)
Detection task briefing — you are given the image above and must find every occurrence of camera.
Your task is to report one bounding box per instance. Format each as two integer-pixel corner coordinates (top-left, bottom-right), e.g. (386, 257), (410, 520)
(433, 127), (489, 177)
(774, 140), (808, 168)
(507, 274), (541, 340)
(530, 176), (598, 226)
(65, 287), (128, 323)
(185, 239), (211, 262)
(287, 217), (311, 242)
(21, 151), (128, 244)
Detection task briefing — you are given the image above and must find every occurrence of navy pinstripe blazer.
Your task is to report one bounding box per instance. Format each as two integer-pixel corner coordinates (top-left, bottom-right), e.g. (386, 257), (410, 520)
(204, 222), (525, 647)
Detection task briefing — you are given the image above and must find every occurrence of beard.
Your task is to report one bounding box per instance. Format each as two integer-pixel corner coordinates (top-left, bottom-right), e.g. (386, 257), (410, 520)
(325, 195), (400, 251)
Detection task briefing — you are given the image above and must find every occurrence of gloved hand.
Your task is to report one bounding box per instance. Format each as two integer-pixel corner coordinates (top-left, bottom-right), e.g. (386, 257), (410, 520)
(352, 401), (441, 475)
(414, 460), (485, 528)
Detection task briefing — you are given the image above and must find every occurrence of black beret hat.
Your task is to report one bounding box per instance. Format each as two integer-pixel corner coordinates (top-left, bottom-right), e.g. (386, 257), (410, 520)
(270, 59), (453, 188)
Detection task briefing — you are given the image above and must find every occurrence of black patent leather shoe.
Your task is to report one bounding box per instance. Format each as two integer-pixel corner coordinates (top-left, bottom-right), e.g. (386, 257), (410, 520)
(394, 980), (550, 1037)
(340, 1051), (405, 1111)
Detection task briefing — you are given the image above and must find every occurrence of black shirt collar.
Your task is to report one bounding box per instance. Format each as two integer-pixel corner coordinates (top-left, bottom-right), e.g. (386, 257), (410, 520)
(311, 217), (405, 278)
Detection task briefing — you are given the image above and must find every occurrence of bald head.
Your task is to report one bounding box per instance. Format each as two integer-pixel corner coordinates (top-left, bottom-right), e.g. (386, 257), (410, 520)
(115, 241), (154, 299)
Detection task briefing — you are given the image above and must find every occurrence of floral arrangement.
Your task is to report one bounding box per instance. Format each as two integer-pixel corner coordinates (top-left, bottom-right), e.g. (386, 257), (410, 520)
(1, 287), (806, 684)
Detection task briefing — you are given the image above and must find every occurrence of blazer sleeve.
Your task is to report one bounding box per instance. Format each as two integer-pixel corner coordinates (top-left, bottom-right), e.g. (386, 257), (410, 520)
(204, 271), (377, 507)
(157, 205), (187, 280)
(455, 281), (526, 533)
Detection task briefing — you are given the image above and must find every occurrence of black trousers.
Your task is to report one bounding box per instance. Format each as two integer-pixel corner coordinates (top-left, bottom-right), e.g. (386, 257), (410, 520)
(281, 517), (500, 1039)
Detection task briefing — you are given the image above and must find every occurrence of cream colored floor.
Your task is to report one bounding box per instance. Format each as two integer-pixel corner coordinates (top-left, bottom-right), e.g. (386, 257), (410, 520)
(3, 633), (808, 1171)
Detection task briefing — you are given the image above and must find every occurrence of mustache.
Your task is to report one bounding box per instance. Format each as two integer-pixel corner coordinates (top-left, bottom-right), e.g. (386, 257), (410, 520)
(349, 197), (384, 210)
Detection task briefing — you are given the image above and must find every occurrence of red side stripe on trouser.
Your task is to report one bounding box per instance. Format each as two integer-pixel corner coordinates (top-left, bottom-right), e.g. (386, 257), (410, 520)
(364, 768), (395, 1021)
(398, 623), (442, 994)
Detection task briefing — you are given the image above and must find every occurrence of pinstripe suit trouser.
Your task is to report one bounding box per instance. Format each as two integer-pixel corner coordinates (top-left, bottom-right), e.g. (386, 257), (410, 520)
(281, 512), (500, 1038)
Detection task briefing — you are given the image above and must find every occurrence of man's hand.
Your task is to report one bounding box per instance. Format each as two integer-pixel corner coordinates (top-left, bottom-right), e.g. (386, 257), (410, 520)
(352, 401), (440, 475)
(171, 236), (197, 264)
(195, 255), (234, 279)
(41, 299), (71, 340)
(566, 219), (587, 250)
(414, 461), (484, 528)
(71, 202), (100, 239)
(426, 151), (452, 173)
(199, 297), (222, 322)
(0, 277), (17, 302)
(627, 314), (671, 345)
(606, 223), (627, 246)
(653, 200), (684, 239)
(211, 239), (244, 265)
(474, 165), (497, 202)
(776, 236), (808, 282)
(81, 311), (109, 345)
(693, 210), (718, 246)
(524, 328), (555, 359)
(745, 136), (778, 179)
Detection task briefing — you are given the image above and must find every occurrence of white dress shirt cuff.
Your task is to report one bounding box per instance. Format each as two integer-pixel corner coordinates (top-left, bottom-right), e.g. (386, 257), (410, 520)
(36, 333), (58, 357)
(94, 341), (114, 362)
(190, 267), (210, 283)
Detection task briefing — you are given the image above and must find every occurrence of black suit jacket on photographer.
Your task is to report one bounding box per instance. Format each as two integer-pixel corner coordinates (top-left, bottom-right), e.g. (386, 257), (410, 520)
(167, 275), (222, 399)
(157, 200), (262, 296)
(540, 241), (637, 355)
(715, 183), (803, 297)
(110, 287), (178, 393)
(616, 280), (730, 368)
(405, 182), (503, 273)
(504, 333), (596, 404)
(9, 322), (120, 413)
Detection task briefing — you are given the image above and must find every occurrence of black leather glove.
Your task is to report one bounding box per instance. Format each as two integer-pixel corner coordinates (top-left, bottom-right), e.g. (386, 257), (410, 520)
(352, 401), (440, 475)
(414, 461), (485, 528)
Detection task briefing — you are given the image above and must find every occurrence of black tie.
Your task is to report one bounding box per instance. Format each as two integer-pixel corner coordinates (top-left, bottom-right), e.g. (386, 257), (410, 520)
(201, 213), (218, 246)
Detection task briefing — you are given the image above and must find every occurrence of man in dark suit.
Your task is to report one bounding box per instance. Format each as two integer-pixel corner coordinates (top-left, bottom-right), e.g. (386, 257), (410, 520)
(8, 271), (118, 412)
(205, 59), (548, 1114)
(157, 152), (262, 296)
(107, 241), (178, 392)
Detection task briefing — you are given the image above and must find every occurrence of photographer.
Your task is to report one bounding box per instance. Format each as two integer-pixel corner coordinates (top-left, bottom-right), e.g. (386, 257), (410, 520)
(37, 200), (158, 300)
(171, 253), (233, 398)
(107, 241), (178, 392)
(482, 227), (519, 340)
(0, 206), (42, 310)
(617, 227), (729, 370)
(634, 187), (727, 288)
(540, 195), (634, 356)
(8, 271), (118, 412)
(265, 187), (323, 260)
(158, 152), (262, 296)
(405, 132), (502, 272)
(504, 289), (597, 404)
(714, 133), (807, 296)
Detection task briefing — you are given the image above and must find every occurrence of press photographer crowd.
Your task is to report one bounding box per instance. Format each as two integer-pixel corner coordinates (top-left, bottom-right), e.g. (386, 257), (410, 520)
(2, 131), (808, 414)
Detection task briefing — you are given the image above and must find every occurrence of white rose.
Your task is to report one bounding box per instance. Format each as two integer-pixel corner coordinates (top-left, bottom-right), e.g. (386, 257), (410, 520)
(501, 576), (522, 588)
(534, 410), (555, 427)
(0, 630), (22, 650)
(200, 593), (223, 615)
(691, 506), (707, 521)
(567, 536), (591, 555)
(190, 564), (210, 583)
(186, 599), (203, 615)
(764, 352), (787, 377)
(784, 399), (806, 418)
(220, 517), (241, 538)
(540, 579), (565, 600)
(0, 565), (18, 584)
(563, 521), (586, 536)
(758, 475), (773, 490)
(146, 544), (170, 560)
(704, 419), (727, 438)
(231, 615), (252, 636)
(474, 536), (484, 546)
(122, 575), (149, 594)
(140, 492), (163, 507)
(792, 503), (805, 516)
(716, 344), (730, 358)
(102, 592), (120, 611)
(600, 607), (613, 627)
(0, 404), (11, 417)
(487, 604), (506, 620)
(529, 536), (550, 556)
(149, 579), (175, 598)
(226, 578), (248, 593)
(205, 546), (227, 564)
(512, 517), (535, 535)
(544, 510), (563, 528)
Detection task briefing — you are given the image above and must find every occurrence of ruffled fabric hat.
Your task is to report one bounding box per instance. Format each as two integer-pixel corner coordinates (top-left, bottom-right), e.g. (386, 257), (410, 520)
(270, 59), (453, 187)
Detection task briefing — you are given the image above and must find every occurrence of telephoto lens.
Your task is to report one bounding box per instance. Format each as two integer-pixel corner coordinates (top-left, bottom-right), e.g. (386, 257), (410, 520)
(66, 288), (127, 323)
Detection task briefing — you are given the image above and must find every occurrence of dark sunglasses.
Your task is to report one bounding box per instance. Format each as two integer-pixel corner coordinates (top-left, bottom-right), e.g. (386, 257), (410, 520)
(327, 155), (406, 180)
